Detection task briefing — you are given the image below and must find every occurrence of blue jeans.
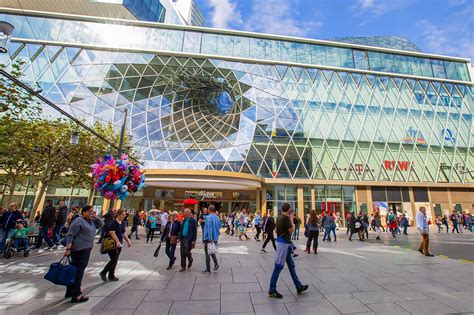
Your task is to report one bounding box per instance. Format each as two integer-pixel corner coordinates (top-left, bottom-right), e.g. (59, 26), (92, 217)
(269, 243), (302, 293)
(36, 226), (54, 248)
(53, 224), (64, 244)
(165, 239), (177, 267)
(14, 238), (29, 250)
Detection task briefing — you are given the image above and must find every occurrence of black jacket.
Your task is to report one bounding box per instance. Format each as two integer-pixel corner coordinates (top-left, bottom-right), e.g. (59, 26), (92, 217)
(263, 216), (275, 233)
(161, 220), (181, 242)
(40, 206), (56, 228)
(103, 211), (115, 227)
(179, 217), (197, 242)
(56, 206), (68, 226)
(132, 214), (141, 226)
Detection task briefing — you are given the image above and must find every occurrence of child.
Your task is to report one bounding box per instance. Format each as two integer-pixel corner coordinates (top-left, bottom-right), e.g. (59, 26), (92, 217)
(9, 222), (33, 252)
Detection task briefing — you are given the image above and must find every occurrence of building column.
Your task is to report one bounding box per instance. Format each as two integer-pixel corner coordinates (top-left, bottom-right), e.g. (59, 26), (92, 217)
(408, 187), (417, 224)
(297, 185), (304, 220)
(159, 199), (165, 210)
(366, 186), (373, 215)
(447, 188), (453, 215)
(114, 200), (121, 210)
(101, 199), (110, 215)
(34, 181), (46, 216)
(261, 187), (267, 216)
(87, 189), (95, 205)
(311, 187), (315, 210)
(256, 189), (261, 213)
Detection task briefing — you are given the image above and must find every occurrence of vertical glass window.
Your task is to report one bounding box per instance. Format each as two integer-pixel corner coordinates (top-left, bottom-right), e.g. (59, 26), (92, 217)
(296, 43), (311, 64)
(418, 57), (433, 78)
(217, 35), (233, 57)
(311, 45), (326, 65)
(183, 31), (202, 53)
(249, 38), (266, 59)
(233, 36), (250, 58)
(325, 47), (340, 67)
(353, 50), (368, 70)
(266, 40), (282, 61)
(166, 30), (184, 52)
(281, 41), (297, 63)
(148, 28), (167, 50)
(339, 48), (354, 68)
(431, 59), (446, 79)
(201, 33), (218, 55)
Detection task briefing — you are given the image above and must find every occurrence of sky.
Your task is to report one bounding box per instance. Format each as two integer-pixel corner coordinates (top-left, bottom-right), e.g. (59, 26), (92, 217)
(195, 0), (474, 62)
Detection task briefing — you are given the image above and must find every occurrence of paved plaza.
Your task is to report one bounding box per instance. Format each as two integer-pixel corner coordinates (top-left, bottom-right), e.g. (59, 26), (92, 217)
(0, 230), (473, 315)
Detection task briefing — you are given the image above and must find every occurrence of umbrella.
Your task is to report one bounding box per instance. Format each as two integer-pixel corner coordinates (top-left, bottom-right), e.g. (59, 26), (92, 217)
(182, 198), (199, 205)
(153, 243), (161, 257)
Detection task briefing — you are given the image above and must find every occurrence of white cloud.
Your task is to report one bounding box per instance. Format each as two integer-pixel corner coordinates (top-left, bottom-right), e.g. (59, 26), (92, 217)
(354, 0), (411, 16)
(416, 14), (474, 61)
(244, 0), (322, 37)
(206, 0), (242, 29)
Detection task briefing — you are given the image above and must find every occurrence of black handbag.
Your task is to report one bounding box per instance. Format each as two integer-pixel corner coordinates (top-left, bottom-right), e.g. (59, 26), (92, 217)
(44, 256), (77, 286)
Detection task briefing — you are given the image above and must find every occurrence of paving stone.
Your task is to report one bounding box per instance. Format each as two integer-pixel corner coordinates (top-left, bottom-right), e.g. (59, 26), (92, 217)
(396, 299), (459, 314)
(367, 302), (410, 315)
(103, 290), (148, 310)
(144, 288), (191, 301)
(352, 290), (401, 304)
(253, 303), (289, 315)
(122, 280), (168, 290)
(250, 291), (296, 304)
(325, 293), (372, 313)
(221, 293), (253, 313)
(169, 300), (220, 314)
(133, 301), (172, 315)
(424, 291), (474, 312)
(222, 282), (262, 293)
(284, 300), (340, 314)
(191, 283), (220, 300)
(317, 280), (359, 294)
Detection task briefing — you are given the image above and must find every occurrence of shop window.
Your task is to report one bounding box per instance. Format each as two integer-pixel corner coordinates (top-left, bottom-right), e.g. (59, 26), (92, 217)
(434, 204), (442, 217)
(401, 187), (410, 202)
(413, 187), (429, 202)
(386, 187), (402, 202)
(371, 186), (386, 201)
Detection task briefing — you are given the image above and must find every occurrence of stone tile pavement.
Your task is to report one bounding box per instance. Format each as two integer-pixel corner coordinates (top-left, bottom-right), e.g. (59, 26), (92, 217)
(0, 230), (473, 314)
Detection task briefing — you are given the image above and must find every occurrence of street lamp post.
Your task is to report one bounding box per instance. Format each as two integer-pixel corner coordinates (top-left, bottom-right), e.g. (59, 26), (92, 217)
(0, 21), (14, 53)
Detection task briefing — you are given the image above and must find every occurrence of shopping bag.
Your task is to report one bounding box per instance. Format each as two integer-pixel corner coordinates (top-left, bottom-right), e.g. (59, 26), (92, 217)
(44, 256), (77, 286)
(153, 243), (161, 257)
(100, 235), (116, 254)
(208, 242), (218, 255)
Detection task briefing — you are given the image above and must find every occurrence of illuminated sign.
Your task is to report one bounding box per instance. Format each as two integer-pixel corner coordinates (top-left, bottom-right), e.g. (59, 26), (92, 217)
(384, 160), (414, 171)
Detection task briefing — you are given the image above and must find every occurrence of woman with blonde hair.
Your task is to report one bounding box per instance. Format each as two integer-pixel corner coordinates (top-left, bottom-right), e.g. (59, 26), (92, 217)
(305, 210), (320, 254)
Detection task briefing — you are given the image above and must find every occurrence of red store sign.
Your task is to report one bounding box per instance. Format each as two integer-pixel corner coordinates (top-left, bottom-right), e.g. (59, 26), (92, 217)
(384, 160), (414, 171)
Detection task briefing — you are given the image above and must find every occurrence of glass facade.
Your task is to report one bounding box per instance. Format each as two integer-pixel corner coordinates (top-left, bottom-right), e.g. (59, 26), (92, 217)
(0, 10), (472, 186)
(0, 12), (471, 81)
(123, 0), (166, 23)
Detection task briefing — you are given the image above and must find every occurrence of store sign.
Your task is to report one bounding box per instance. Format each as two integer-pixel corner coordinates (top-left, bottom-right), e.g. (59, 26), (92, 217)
(403, 127), (426, 145)
(440, 163), (472, 176)
(441, 128), (456, 144)
(332, 163), (374, 176)
(186, 191), (222, 201)
(384, 160), (414, 171)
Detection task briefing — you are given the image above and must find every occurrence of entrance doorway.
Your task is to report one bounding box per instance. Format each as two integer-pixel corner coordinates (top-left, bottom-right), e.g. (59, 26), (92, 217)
(388, 203), (402, 214)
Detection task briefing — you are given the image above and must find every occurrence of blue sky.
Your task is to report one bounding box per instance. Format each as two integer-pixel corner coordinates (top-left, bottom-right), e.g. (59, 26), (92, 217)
(195, 0), (474, 61)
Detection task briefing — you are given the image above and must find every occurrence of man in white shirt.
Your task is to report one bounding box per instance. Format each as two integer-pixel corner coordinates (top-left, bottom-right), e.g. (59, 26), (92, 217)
(416, 207), (434, 257)
(160, 210), (169, 234)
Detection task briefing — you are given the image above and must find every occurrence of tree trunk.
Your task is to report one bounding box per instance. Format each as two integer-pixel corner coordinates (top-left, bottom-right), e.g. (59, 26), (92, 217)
(5, 177), (17, 207)
(30, 180), (47, 224)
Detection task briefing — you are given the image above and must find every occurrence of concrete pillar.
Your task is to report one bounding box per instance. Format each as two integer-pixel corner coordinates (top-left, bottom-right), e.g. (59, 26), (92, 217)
(447, 188), (453, 214)
(256, 189), (261, 212)
(297, 185), (304, 220)
(159, 199), (165, 210)
(366, 186), (373, 215)
(101, 199), (110, 215)
(114, 200), (121, 210)
(310, 187), (315, 210)
(408, 187), (417, 224)
(261, 187), (267, 216)
(34, 181), (46, 216)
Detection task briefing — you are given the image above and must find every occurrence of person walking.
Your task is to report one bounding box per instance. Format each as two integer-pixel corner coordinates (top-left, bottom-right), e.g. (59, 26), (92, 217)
(53, 200), (68, 246)
(179, 208), (197, 272)
(146, 211), (158, 243)
(161, 211), (181, 270)
(442, 215), (449, 233)
(400, 214), (409, 235)
(128, 211), (141, 240)
(100, 209), (131, 282)
(198, 207), (208, 239)
(374, 212), (382, 240)
(305, 210), (320, 254)
(97, 209), (115, 244)
(348, 212), (362, 241)
(416, 206), (433, 257)
(202, 205), (220, 273)
(36, 200), (56, 249)
(292, 215), (301, 240)
(261, 210), (276, 253)
(160, 209), (168, 235)
(65, 205), (103, 303)
(253, 211), (262, 241)
(450, 211), (459, 233)
(268, 203), (308, 299)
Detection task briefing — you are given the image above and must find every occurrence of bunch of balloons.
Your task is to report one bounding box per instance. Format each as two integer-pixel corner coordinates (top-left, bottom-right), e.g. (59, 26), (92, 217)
(92, 154), (145, 200)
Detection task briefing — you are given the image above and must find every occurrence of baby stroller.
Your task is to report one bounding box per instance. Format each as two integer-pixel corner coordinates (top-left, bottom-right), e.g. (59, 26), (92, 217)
(3, 220), (30, 259)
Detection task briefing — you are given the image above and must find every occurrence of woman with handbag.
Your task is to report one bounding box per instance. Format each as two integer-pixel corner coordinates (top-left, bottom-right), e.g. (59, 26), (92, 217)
(64, 205), (104, 303)
(305, 210), (320, 254)
(99, 209), (131, 282)
(160, 211), (181, 270)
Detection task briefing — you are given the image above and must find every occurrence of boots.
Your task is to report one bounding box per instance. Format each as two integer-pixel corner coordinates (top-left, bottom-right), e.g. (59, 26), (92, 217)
(313, 247), (317, 254)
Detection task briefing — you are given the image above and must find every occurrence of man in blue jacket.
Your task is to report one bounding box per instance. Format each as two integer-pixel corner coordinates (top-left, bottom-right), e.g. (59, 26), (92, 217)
(179, 208), (197, 272)
(202, 205), (220, 273)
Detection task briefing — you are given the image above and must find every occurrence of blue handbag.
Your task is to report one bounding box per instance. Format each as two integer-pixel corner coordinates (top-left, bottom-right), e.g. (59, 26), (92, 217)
(44, 256), (77, 286)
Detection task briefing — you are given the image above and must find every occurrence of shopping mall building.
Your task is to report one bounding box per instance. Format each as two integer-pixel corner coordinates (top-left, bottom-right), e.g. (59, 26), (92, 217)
(0, 1), (473, 222)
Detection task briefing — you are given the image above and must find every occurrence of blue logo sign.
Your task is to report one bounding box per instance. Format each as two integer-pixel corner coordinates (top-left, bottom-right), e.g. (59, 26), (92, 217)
(441, 128), (456, 144)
